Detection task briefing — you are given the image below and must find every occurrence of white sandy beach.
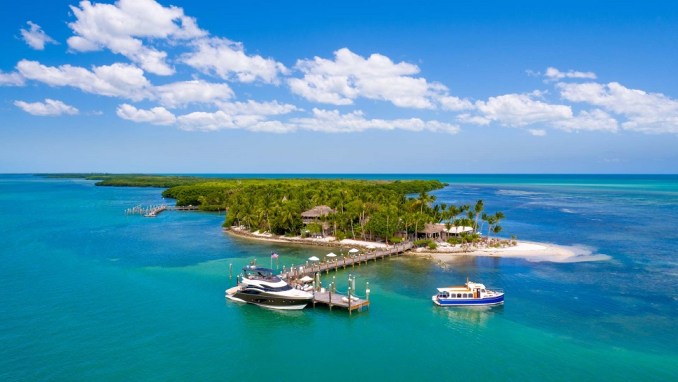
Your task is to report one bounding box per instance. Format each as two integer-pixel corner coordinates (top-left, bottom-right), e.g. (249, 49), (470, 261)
(226, 226), (608, 263)
(415, 240), (610, 263)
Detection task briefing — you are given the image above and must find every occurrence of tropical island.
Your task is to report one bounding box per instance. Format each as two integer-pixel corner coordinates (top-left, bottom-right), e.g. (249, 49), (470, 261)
(51, 174), (593, 262)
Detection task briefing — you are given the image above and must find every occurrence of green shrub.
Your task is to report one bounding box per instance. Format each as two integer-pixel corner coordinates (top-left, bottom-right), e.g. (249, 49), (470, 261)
(427, 241), (438, 250)
(413, 239), (432, 247)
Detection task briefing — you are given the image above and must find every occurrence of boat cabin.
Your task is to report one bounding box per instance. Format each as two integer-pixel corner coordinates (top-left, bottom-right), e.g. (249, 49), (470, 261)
(242, 266), (281, 282)
(436, 282), (488, 299)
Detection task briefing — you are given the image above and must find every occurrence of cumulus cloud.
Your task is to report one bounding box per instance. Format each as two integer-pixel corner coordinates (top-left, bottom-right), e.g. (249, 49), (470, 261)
(14, 98), (78, 116)
(557, 81), (678, 134)
(67, 0), (206, 75)
(116, 103), (176, 125)
(291, 108), (460, 134)
(553, 109), (618, 132)
(0, 71), (25, 86)
(20, 21), (58, 50)
(474, 92), (573, 127)
(544, 67), (597, 81)
(17, 60), (152, 101)
(216, 100), (299, 116)
(466, 91), (619, 133)
(288, 48), (471, 110)
(119, 102), (458, 134)
(154, 80), (233, 108)
(182, 37), (287, 84)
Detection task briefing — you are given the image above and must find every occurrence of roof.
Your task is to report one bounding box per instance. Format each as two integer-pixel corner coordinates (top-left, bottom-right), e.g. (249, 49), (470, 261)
(301, 205), (335, 218)
(419, 223), (446, 234)
(444, 226), (474, 234)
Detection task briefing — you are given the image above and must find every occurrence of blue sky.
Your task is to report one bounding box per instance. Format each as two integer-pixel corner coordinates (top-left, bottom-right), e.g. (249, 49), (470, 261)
(1, 0), (677, 173)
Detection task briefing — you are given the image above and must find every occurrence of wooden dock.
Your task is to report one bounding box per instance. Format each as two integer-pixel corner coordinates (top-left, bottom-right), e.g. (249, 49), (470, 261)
(279, 241), (413, 280)
(311, 290), (370, 314)
(126, 204), (200, 217)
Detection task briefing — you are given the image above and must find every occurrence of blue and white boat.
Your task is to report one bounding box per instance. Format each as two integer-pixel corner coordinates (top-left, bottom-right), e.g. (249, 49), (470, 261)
(432, 280), (504, 306)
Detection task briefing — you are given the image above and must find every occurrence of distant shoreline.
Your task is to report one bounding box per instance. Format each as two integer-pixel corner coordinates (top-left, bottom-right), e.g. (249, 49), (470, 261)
(224, 226), (609, 263)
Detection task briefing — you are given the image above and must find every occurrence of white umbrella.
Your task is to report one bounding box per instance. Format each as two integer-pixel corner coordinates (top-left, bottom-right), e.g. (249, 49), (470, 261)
(348, 248), (359, 254)
(366, 244), (376, 250)
(308, 256), (320, 261)
(300, 275), (313, 283)
(327, 252), (337, 258)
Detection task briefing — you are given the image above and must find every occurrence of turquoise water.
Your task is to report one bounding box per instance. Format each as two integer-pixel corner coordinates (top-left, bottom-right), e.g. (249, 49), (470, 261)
(1, 174), (676, 381)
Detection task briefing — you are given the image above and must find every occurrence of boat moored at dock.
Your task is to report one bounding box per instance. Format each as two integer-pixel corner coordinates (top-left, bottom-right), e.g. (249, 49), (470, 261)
(432, 280), (504, 307)
(226, 266), (313, 310)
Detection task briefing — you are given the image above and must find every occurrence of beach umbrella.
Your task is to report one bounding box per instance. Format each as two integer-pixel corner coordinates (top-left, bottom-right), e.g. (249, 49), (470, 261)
(348, 248), (359, 254)
(366, 244), (376, 250)
(327, 252), (337, 258)
(308, 256), (320, 262)
(300, 275), (313, 283)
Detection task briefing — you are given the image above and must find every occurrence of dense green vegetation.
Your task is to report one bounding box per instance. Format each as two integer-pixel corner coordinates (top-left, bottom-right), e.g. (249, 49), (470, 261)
(46, 174), (507, 243)
(44, 174), (216, 188)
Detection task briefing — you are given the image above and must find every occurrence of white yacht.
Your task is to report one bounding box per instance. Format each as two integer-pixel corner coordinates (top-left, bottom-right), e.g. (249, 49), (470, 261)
(433, 280), (504, 307)
(226, 266), (313, 310)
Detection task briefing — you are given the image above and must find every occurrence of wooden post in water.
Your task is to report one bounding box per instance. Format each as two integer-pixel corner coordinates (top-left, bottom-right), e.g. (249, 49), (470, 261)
(366, 281), (370, 302)
(229, 263), (232, 280)
(348, 286), (352, 315)
(329, 285), (332, 311)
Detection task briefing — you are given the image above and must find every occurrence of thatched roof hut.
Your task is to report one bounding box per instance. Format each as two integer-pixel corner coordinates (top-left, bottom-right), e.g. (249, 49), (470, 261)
(301, 205), (335, 225)
(420, 223), (446, 235)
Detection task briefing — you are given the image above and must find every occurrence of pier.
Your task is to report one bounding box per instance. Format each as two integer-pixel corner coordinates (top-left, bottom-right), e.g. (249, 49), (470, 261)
(311, 289), (370, 314)
(279, 241), (413, 281)
(125, 204), (200, 217)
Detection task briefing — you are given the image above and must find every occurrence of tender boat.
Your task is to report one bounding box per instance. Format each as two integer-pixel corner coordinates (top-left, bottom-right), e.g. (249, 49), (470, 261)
(226, 266), (313, 310)
(432, 280), (504, 306)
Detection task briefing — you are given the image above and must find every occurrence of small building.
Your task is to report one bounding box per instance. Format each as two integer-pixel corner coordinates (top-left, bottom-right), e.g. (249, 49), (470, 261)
(418, 223), (446, 239)
(301, 205), (335, 224)
(418, 223), (475, 239)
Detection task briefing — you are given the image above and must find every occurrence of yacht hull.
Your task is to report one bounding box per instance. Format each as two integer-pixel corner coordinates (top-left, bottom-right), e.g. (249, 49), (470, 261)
(226, 288), (312, 310)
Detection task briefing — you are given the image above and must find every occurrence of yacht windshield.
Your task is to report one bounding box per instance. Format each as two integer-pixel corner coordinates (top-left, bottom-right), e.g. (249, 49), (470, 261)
(243, 267), (280, 281)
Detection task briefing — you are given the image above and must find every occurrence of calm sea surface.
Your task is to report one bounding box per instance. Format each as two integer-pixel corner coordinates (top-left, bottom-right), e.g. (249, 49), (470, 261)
(1, 174), (676, 381)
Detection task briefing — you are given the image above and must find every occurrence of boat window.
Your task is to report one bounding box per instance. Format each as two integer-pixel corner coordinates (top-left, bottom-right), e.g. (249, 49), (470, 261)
(463, 293), (468, 298)
(457, 293), (462, 298)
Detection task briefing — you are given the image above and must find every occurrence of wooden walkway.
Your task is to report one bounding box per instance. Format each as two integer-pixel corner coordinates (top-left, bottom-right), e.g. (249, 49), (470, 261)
(279, 241), (413, 280)
(311, 290), (369, 314)
(126, 204), (200, 217)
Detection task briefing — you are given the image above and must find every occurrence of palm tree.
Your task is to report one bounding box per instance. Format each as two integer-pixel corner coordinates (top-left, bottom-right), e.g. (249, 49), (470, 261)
(473, 200), (484, 233)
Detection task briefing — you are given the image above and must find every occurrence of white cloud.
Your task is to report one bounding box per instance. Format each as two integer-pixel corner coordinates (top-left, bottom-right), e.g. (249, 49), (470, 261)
(116, 104), (176, 125)
(122, 103), (458, 134)
(0, 71), (25, 86)
(17, 60), (152, 101)
(544, 67), (597, 81)
(467, 91), (619, 133)
(216, 100), (299, 116)
(20, 21), (58, 50)
(176, 110), (241, 131)
(292, 108), (460, 133)
(182, 37), (287, 84)
(438, 95), (473, 111)
(553, 109), (618, 132)
(154, 80), (233, 108)
(67, 0), (206, 75)
(14, 98), (78, 116)
(558, 81), (678, 134)
(288, 48), (470, 110)
(175, 108), (296, 133)
(474, 92), (573, 127)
